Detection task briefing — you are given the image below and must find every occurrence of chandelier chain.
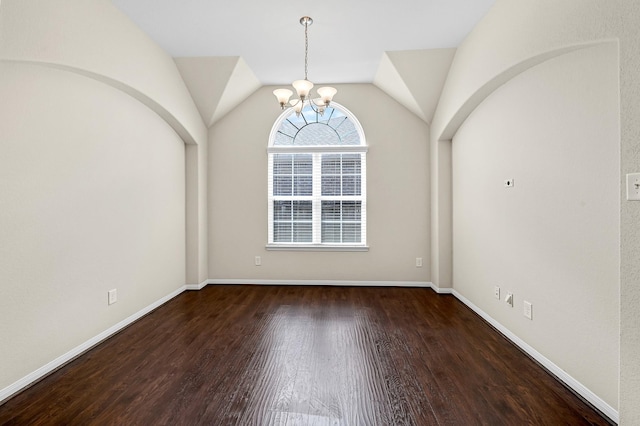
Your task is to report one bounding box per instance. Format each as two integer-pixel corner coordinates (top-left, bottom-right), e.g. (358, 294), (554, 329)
(304, 20), (309, 81)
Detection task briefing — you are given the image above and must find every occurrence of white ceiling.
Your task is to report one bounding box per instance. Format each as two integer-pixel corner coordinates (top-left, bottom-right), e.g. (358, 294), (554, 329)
(110, 0), (495, 85)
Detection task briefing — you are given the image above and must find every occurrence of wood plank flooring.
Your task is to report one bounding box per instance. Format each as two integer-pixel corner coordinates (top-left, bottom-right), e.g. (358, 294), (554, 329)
(0, 285), (613, 425)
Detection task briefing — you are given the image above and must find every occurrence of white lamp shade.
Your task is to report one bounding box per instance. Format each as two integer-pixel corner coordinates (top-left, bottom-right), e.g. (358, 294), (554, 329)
(273, 88), (293, 105)
(292, 79), (314, 98)
(317, 86), (337, 104)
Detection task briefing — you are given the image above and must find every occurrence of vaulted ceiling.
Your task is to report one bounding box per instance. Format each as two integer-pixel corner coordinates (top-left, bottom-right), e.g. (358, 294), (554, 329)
(110, 0), (495, 125)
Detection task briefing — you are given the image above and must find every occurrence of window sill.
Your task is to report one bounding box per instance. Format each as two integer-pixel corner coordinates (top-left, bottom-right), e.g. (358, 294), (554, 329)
(266, 244), (369, 252)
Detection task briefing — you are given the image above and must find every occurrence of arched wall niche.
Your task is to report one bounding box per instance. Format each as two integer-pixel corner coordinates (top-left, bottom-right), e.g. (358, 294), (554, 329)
(434, 41), (609, 142)
(428, 4), (625, 418)
(2, 59), (201, 145)
(0, 0), (207, 146)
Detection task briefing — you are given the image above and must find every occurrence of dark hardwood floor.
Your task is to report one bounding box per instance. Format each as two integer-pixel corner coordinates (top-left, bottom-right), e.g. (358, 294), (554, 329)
(0, 285), (612, 425)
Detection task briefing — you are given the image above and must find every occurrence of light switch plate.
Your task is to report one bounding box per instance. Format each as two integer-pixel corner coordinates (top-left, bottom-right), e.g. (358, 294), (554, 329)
(524, 301), (533, 320)
(627, 173), (640, 201)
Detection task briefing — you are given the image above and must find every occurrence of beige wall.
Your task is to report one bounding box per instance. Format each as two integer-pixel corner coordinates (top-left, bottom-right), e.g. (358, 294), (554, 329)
(452, 44), (619, 410)
(0, 0), (208, 401)
(208, 84), (431, 283)
(1, 0), (209, 289)
(430, 1), (623, 291)
(185, 142), (209, 285)
(432, 1), (640, 421)
(620, 2), (640, 424)
(0, 63), (186, 391)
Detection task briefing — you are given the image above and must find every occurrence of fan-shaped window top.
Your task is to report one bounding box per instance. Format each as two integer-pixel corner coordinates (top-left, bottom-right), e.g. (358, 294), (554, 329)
(272, 104), (363, 147)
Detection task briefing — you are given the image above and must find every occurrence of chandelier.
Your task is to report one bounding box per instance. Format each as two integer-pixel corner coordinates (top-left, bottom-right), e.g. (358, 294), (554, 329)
(272, 16), (337, 116)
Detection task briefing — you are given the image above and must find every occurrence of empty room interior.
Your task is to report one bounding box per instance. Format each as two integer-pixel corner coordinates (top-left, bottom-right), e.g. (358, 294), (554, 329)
(1, 0), (639, 424)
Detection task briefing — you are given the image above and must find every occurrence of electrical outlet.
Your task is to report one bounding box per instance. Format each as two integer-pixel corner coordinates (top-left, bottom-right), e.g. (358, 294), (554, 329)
(108, 289), (117, 305)
(494, 286), (500, 300)
(524, 301), (533, 320)
(416, 257), (423, 267)
(504, 292), (513, 307)
(255, 256), (262, 266)
(504, 178), (514, 188)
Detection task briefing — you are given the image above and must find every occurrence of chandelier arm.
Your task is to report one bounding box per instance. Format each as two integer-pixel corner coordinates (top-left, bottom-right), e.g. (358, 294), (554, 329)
(287, 98), (324, 117)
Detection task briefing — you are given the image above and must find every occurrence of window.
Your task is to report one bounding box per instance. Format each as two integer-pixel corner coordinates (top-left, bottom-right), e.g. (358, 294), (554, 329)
(267, 103), (367, 250)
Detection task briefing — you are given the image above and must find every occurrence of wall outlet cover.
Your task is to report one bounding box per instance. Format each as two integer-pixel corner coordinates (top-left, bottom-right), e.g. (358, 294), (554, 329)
(108, 289), (117, 305)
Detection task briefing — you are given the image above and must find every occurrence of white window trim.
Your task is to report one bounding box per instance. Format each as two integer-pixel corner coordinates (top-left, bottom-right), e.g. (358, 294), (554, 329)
(267, 102), (368, 251)
(265, 244), (369, 252)
(268, 145), (368, 154)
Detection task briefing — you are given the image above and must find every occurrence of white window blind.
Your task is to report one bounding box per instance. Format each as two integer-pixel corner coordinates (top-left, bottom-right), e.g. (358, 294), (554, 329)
(267, 103), (367, 250)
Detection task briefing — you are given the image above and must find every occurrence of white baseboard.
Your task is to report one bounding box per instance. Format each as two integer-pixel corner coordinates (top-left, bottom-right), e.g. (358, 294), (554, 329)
(185, 279), (208, 291)
(206, 279), (432, 288)
(0, 285), (187, 405)
(450, 289), (618, 424)
(430, 286), (453, 294)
